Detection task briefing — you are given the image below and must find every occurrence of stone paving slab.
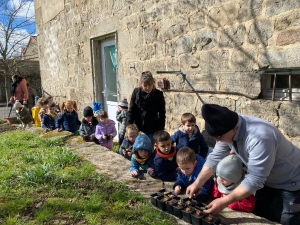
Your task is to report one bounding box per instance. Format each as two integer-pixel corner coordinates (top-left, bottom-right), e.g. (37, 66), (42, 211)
(29, 128), (279, 225)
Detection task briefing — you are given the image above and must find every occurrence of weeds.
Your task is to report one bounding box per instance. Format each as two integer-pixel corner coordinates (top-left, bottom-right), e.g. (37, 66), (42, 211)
(0, 130), (177, 224)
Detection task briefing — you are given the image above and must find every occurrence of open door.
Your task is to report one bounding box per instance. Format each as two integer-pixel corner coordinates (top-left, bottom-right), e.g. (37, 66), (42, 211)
(100, 38), (118, 140)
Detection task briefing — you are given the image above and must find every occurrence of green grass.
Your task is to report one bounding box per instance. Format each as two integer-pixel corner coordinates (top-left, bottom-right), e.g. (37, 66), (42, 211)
(113, 142), (119, 153)
(0, 130), (177, 225)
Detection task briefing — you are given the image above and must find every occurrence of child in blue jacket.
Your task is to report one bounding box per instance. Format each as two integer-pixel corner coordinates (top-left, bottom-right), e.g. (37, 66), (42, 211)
(171, 113), (209, 159)
(173, 147), (213, 203)
(42, 102), (58, 132)
(153, 130), (178, 181)
(130, 134), (155, 178)
(55, 100), (81, 135)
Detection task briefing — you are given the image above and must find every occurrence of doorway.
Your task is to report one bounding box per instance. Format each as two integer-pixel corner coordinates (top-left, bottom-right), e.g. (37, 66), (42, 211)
(100, 38), (118, 138)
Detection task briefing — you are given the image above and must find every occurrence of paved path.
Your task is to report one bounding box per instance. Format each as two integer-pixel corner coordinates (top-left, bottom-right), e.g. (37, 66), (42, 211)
(30, 127), (278, 225)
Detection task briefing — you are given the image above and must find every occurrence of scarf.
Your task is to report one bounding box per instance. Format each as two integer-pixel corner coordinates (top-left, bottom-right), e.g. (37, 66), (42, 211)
(216, 173), (245, 195)
(47, 112), (58, 120)
(11, 76), (23, 96)
(134, 151), (150, 164)
(135, 88), (155, 111)
(155, 147), (176, 160)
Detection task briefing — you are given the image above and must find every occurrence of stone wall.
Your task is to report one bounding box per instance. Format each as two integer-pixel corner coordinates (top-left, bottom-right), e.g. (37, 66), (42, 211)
(35, 0), (300, 147)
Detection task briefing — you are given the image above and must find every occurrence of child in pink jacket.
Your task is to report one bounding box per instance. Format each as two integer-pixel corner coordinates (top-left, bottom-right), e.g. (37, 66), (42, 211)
(95, 111), (117, 150)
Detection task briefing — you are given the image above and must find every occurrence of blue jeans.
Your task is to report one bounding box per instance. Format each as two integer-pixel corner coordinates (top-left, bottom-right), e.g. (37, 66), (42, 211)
(118, 134), (124, 146)
(253, 185), (300, 225)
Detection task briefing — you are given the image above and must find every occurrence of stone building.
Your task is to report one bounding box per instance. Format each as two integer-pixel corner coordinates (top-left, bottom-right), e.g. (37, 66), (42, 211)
(35, 0), (300, 147)
(21, 36), (39, 61)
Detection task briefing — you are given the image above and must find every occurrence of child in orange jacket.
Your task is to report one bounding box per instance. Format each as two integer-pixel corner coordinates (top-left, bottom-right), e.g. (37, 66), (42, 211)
(212, 155), (256, 212)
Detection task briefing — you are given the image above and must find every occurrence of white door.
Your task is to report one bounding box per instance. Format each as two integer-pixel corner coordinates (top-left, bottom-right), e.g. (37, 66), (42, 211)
(100, 38), (118, 140)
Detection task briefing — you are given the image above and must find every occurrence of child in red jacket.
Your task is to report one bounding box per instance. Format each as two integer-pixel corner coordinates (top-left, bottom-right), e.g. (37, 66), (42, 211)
(212, 155), (256, 212)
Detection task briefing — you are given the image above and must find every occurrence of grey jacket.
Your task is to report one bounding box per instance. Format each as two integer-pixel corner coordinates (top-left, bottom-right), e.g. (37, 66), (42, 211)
(116, 109), (128, 136)
(16, 106), (33, 124)
(205, 115), (300, 194)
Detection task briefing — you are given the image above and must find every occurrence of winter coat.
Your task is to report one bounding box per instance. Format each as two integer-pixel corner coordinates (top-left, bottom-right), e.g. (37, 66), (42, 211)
(116, 109), (128, 136)
(79, 117), (99, 144)
(212, 181), (256, 212)
(27, 86), (36, 112)
(171, 125), (209, 159)
(130, 134), (155, 177)
(127, 87), (166, 134)
(154, 147), (178, 181)
(119, 137), (134, 159)
(31, 107), (41, 127)
(55, 110), (81, 134)
(173, 155), (213, 202)
(16, 106), (32, 124)
(95, 119), (117, 150)
(10, 78), (28, 102)
(42, 114), (56, 130)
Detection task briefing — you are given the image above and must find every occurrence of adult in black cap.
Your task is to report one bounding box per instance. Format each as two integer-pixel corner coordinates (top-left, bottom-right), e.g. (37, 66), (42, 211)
(186, 104), (300, 225)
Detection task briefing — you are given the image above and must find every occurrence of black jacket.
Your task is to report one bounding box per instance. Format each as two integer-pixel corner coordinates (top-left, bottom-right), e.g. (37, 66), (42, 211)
(127, 87), (166, 134)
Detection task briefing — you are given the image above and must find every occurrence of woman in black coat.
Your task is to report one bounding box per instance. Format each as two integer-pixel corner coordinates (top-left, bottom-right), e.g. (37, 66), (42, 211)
(127, 71), (166, 145)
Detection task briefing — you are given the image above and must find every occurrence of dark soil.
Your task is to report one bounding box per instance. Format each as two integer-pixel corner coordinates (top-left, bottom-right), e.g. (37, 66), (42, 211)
(0, 124), (18, 133)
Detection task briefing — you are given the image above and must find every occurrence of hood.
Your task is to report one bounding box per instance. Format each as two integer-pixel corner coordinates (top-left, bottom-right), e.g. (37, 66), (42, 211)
(132, 134), (153, 154)
(81, 117), (98, 125)
(178, 124), (200, 135)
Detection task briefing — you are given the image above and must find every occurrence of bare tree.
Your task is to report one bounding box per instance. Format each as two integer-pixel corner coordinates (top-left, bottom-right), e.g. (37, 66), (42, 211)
(0, 0), (35, 102)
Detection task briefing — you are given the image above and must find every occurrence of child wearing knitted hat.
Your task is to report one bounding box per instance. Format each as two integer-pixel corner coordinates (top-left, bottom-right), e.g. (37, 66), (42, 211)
(116, 98), (128, 145)
(212, 155), (256, 212)
(14, 100), (33, 128)
(79, 106), (99, 144)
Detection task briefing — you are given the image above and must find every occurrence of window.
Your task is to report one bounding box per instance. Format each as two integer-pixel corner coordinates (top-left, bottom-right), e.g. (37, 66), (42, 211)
(260, 68), (300, 101)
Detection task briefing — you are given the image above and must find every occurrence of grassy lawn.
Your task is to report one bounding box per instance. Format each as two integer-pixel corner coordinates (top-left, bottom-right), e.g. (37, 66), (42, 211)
(0, 130), (177, 225)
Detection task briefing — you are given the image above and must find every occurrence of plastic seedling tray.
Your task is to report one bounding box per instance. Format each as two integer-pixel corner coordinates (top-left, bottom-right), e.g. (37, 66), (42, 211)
(173, 199), (187, 219)
(150, 192), (160, 207)
(191, 208), (206, 225)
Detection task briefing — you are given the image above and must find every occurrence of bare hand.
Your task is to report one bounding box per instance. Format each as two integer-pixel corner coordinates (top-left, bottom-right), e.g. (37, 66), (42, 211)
(102, 135), (107, 139)
(147, 167), (154, 175)
(56, 128), (62, 132)
(186, 181), (201, 199)
(122, 149), (126, 155)
(174, 185), (181, 194)
(204, 197), (228, 215)
(127, 151), (132, 157)
(131, 171), (138, 177)
(89, 136), (93, 141)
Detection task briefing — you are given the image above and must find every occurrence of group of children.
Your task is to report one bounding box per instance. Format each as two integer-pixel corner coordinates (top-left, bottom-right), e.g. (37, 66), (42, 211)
(13, 96), (255, 213)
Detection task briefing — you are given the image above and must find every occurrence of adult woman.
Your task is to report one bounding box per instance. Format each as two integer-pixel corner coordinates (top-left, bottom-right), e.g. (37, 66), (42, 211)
(8, 74), (28, 106)
(127, 71), (166, 145)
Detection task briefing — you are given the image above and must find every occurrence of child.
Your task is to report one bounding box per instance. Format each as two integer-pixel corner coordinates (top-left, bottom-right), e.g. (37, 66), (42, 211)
(173, 147), (213, 203)
(31, 97), (45, 127)
(45, 96), (60, 113)
(119, 124), (139, 159)
(116, 98), (128, 145)
(55, 100), (81, 135)
(79, 106), (99, 144)
(153, 130), (178, 181)
(14, 100), (33, 128)
(38, 98), (49, 125)
(95, 110), (117, 150)
(171, 113), (209, 159)
(130, 134), (156, 178)
(212, 155), (256, 212)
(42, 102), (58, 132)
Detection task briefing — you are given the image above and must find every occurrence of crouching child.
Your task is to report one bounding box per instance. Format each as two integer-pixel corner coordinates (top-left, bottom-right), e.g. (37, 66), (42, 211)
(130, 134), (156, 178)
(14, 100), (33, 128)
(174, 147), (213, 203)
(79, 106), (99, 144)
(212, 155), (256, 212)
(153, 130), (178, 181)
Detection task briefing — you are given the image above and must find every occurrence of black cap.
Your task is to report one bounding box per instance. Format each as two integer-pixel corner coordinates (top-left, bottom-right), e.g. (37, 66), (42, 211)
(83, 106), (94, 117)
(201, 104), (238, 137)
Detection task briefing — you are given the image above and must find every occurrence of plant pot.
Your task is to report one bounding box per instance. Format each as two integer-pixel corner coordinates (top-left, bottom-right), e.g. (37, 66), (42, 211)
(202, 214), (218, 225)
(156, 195), (170, 211)
(165, 192), (178, 199)
(191, 208), (206, 225)
(157, 188), (166, 195)
(173, 200), (187, 219)
(150, 193), (160, 207)
(165, 199), (177, 215)
(183, 197), (198, 206)
(181, 206), (195, 224)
